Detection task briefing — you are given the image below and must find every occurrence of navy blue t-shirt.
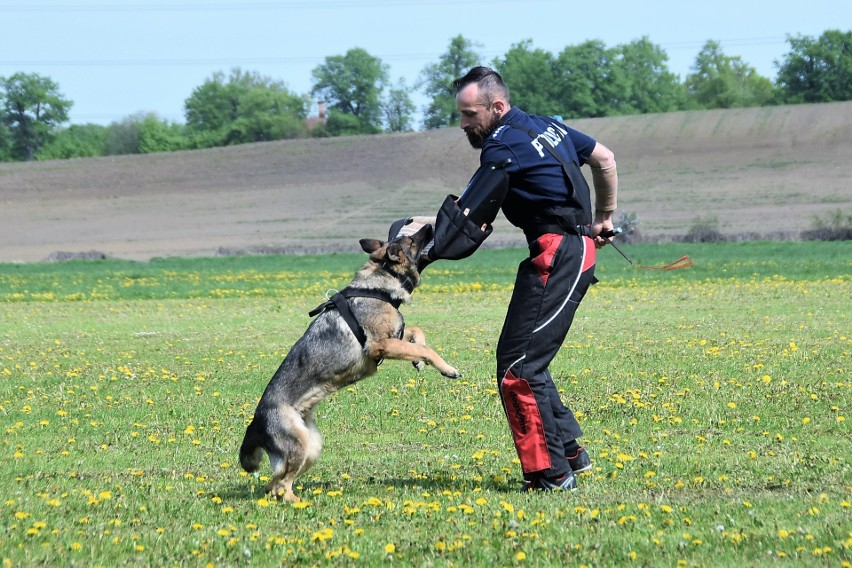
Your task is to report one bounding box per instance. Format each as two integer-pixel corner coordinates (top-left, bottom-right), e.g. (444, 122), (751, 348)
(479, 107), (596, 227)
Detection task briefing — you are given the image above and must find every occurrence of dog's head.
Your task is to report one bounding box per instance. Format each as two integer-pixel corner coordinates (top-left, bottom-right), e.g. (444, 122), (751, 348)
(359, 224), (433, 287)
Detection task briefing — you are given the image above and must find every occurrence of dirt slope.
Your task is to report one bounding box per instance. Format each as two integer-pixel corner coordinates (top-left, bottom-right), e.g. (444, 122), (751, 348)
(0, 101), (849, 262)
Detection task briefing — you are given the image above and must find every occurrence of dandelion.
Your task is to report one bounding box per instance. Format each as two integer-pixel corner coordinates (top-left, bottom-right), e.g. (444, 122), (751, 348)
(312, 528), (333, 542)
(384, 543), (396, 554)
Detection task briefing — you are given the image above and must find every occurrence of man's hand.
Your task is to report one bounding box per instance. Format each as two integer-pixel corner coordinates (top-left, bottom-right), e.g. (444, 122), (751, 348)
(591, 212), (614, 249)
(390, 216), (436, 240)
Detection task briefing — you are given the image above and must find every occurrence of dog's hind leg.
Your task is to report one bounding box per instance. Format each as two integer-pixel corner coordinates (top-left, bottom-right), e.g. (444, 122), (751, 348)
(264, 406), (311, 502)
(301, 413), (323, 475)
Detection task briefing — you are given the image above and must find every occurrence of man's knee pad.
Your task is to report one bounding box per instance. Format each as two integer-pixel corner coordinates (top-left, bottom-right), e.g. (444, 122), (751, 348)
(500, 372), (551, 473)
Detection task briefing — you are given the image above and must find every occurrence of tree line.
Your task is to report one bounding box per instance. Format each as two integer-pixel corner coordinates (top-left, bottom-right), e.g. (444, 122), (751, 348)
(1, 30), (849, 162)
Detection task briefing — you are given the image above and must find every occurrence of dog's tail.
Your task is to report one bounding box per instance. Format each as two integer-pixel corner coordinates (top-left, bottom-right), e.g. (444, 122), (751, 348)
(239, 418), (265, 472)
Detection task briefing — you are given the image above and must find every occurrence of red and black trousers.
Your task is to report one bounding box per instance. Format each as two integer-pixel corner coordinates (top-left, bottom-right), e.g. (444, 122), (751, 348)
(497, 232), (596, 481)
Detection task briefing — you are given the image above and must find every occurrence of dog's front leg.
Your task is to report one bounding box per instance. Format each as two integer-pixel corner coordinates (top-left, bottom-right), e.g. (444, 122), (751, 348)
(371, 334), (461, 378)
(404, 327), (428, 371)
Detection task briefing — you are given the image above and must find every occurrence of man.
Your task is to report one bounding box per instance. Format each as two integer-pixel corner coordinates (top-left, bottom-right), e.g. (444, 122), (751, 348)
(393, 66), (618, 492)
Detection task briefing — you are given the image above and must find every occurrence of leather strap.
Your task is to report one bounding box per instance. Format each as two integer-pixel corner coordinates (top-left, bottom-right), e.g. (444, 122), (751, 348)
(308, 288), (404, 348)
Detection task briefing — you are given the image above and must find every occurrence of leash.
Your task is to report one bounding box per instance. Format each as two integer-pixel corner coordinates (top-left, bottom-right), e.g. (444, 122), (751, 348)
(600, 228), (693, 270)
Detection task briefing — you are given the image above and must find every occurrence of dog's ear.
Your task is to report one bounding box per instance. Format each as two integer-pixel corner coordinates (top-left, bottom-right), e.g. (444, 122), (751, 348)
(360, 238), (384, 254)
(386, 242), (403, 263)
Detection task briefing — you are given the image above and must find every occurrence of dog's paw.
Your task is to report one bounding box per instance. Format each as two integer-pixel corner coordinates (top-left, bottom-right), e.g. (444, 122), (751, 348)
(441, 367), (461, 379)
(412, 360), (426, 372)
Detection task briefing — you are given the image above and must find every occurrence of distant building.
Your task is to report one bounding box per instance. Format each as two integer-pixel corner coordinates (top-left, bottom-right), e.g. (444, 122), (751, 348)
(306, 101), (328, 130)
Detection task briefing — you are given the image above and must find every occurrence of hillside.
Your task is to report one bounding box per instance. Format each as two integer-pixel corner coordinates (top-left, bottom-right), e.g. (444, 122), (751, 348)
(1, 101), (850, 262)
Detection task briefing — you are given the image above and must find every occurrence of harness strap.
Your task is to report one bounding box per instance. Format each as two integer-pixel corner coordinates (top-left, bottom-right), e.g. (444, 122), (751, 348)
(331, 293), (367, 346)
(308, 288), (404, 349)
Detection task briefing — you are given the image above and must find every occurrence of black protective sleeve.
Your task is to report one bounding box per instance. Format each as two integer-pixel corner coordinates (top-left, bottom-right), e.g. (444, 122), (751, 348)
(429, 159), (510, 261)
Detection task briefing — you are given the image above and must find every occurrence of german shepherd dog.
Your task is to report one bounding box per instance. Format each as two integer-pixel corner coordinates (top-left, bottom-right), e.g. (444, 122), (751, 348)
(239, 225), (459, 501)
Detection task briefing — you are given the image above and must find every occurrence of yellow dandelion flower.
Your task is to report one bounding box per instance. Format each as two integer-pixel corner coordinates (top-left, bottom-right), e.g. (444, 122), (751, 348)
(384, 543), (396, 554)
(311, 528), (333, 542)
(516, 551), (527, 561)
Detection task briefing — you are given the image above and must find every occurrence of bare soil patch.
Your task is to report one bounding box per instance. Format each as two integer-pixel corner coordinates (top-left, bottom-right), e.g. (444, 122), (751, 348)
(1, 101), (849, 262)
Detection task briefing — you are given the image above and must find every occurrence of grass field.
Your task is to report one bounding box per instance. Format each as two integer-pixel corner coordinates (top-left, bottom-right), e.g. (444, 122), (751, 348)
(1, 241), (849, 566)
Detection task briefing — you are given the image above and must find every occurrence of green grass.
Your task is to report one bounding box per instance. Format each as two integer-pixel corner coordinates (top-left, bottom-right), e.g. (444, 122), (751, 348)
(1, 241), (850, 566)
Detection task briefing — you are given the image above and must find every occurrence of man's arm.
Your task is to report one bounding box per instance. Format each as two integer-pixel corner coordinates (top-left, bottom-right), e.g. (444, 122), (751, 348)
(586, 142), (618, 247)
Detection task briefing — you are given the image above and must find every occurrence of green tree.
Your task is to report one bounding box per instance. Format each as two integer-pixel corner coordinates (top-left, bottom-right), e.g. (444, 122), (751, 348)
(382, 79), (415, 132)
(0, 123), (12, 161)
(419, 35), (481, 129)
(37, 123), (108, 160)
(0, 72), (71, 160)
(615, 37), (686, 114)
(101, 112), (187, 155)
(311, 48), (388, 135)
(105, 114), (143, 155)
(685, 41), (774, 109)
(137, 114), (186, 153)
(776, 30), (852, 103)
(184, 68), (308, 148)
(555, 40), (624, 118)
(494, 40), (563, 116)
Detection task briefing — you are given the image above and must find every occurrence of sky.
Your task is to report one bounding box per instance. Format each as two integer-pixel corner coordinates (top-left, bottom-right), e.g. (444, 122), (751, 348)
(1, 0), (848, 128)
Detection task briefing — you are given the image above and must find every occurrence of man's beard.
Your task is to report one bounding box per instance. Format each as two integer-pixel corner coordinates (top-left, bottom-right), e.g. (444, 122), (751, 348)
(465, 113), (501, 149)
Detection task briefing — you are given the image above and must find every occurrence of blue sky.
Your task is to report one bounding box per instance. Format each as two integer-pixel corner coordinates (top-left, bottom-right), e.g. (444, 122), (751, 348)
(1, 0), (848, 128)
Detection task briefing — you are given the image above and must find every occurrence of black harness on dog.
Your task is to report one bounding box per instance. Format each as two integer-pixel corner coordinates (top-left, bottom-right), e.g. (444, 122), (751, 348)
(308, 288), (403, 349)
(309, 263), (415, 349)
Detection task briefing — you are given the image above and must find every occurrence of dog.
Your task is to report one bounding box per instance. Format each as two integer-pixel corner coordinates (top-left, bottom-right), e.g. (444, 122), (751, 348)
(239, 224), (460, 501)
